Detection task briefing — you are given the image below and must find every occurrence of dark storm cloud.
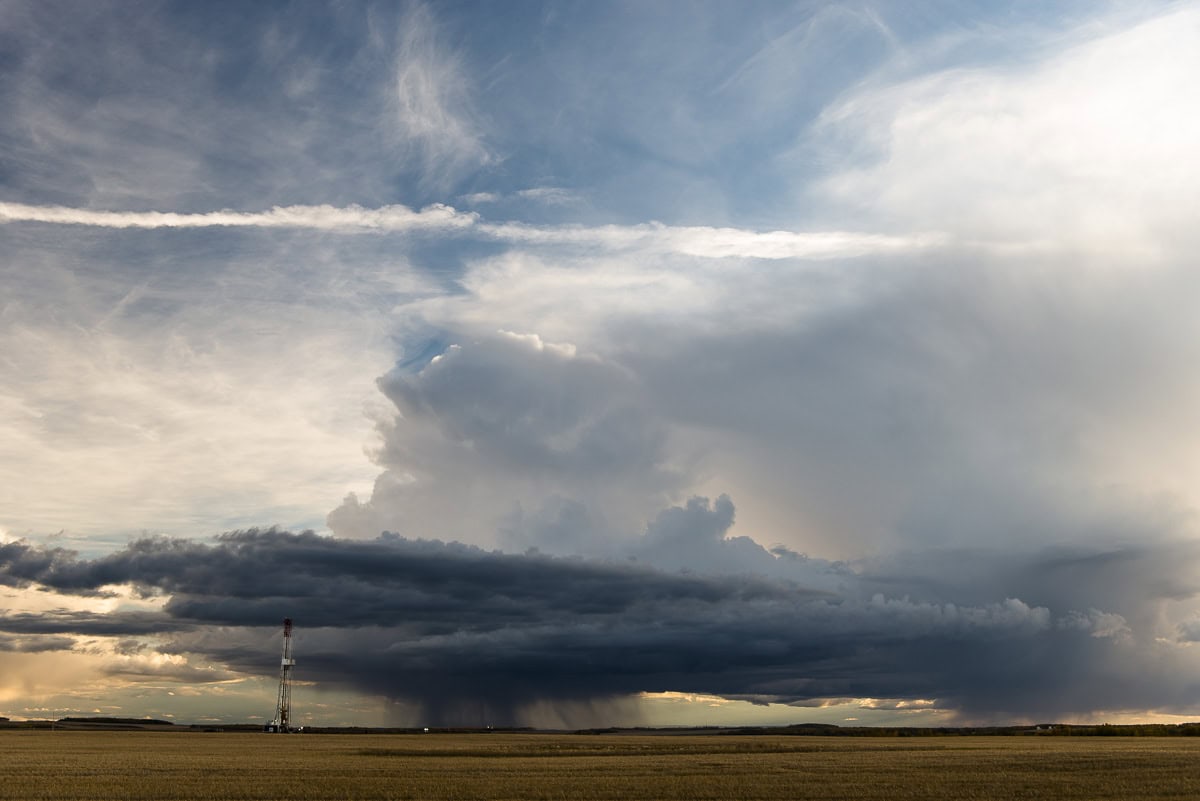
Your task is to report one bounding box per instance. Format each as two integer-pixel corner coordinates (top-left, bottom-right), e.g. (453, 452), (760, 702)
(0, 610), (187, 637)
(0, 633), (75, 653)
(0, 529), (798, 628)
(7, 526), (1196, 724)
(857, 543), (1200, 624)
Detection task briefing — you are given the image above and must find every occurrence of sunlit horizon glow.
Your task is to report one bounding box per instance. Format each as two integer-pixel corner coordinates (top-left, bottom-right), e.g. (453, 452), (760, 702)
(4, 1), (1200, 729)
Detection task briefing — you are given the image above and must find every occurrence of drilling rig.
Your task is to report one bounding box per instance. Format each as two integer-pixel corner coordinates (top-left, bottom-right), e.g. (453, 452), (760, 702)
(265, 618), (295, 732)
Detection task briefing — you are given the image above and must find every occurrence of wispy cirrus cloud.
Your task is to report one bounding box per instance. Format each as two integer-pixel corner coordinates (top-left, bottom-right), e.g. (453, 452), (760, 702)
(387, 2), (495, 190)
(460, 187), (582, 207)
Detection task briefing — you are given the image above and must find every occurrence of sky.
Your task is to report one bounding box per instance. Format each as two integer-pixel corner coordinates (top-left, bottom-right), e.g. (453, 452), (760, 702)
(3, 0), (1200, 729)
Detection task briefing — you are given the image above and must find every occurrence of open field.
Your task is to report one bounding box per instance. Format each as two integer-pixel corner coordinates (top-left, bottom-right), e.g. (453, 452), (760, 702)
(3, 731), (1200, 800)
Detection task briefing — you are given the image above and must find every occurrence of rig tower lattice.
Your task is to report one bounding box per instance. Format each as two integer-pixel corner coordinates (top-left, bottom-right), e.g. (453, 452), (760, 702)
(268, 618), (295, 732)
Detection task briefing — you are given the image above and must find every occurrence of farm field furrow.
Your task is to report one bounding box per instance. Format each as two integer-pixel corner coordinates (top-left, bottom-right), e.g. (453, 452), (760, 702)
(2, 732), (1199, 800)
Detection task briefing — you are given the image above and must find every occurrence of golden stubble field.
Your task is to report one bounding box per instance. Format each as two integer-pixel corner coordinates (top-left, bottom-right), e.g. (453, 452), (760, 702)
(2, 731), (1200, 800)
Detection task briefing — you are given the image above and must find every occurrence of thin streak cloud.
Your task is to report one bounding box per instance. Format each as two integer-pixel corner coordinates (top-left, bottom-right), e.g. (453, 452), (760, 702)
(0, 201), (944, 260)
(0, 201), (476, 232)
(481, 221), (946, 259)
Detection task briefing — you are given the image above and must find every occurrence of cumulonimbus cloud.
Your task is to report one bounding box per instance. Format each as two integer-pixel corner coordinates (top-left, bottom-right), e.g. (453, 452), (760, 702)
(0, 201), (944, 260)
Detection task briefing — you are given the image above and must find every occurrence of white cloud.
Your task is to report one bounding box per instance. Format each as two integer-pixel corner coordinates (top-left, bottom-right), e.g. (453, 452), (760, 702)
(459, 191), (499, 205)
(460, 187), (582, 207)
(327, 331), (687, 548)
(0, 201), (476, 232)
(1059, 609), (1132, 641)
(0, 305), (388, 540)
(496, 330), (577, 358)
(513, 187), (580, 206)
(0, 230), (438, 541)
(387, 2), (494, 188)
(479, 220), (944, 260)
(1, 200), (943, 260)
(809, 5), (1200, 261)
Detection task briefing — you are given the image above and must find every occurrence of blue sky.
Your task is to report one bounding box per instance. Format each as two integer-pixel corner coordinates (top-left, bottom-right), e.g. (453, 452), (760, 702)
(4, 0), (1200, 728)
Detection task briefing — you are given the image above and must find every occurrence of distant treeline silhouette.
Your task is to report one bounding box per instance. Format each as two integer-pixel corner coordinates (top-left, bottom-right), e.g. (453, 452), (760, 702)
(58, 717), (175, 725)
(716, 723), (1200, 737)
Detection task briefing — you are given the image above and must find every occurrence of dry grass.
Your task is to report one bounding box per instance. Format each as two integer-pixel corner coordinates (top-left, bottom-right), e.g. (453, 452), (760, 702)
(3, 731), (1200, 800)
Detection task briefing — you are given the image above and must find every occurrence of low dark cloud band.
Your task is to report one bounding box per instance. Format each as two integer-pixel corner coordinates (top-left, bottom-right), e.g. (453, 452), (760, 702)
(4, 528), (1196, 724)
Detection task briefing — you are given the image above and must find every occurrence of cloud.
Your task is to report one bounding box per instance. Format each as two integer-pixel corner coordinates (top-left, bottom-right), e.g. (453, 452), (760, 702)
(596, 248), (1200, 558)
(0, 201), (476, 231)
(386, 216), (1200, 570)
(3, 527), (1197, 725)
(328, 331), (686, 550)
(460, 188), (581, 207)
(1058, 609), (1131, 641)
(478, 220), (945, 260)
(0, 611), (186, 637)
(806, 4), (1200, 259)
(0, 2), (433, 211)
(387, 2), (494, 189)
(0, 234), (397, 540)
(514, 187), (580, 206)
(626, 494), (839, 581)
(5, 1), (1200, 728)
(0, 200), (940, 260)
(459, 191), (500, 205)
(0, 634), (76, 653)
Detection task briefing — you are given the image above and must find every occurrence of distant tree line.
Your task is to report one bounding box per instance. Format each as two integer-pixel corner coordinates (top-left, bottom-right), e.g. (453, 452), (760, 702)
(706, 723), (1200, 737)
